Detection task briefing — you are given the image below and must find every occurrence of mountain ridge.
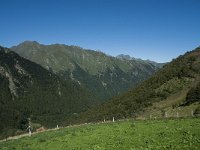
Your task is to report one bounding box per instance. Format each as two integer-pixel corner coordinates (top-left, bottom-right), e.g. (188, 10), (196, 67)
(11, 41), (161, 101)
(116, 54), (166, 68)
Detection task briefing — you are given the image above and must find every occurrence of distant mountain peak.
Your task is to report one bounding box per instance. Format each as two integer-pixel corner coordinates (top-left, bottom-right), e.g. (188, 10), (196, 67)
(116, 54), (166, 68)
(16, 40), (39, 46)
(21, 40), (39, 45)
(12, 41), (41, 49)
(116, 54), (133, 60)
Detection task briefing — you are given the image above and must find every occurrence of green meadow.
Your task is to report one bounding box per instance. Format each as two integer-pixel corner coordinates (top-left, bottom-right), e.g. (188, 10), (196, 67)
(0, 118), (200, 150)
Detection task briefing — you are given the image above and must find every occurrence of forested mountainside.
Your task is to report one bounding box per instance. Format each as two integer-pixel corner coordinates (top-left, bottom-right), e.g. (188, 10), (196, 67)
(73, 47), (200, 123)
(12, 41), (160, 101)
(0, 46), (94, 138)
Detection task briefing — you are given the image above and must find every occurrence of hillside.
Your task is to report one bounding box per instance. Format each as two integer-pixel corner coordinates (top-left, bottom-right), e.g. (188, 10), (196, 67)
(11, 41), (159, 101)
(75, 47), (200, 123)
(0, 118), (199, 149)
(0, 46), (94, 138)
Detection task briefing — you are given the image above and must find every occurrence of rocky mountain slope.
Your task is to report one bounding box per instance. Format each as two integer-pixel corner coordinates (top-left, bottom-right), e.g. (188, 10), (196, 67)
(11, 41), (160, 101)
(0, 46), (94, 138)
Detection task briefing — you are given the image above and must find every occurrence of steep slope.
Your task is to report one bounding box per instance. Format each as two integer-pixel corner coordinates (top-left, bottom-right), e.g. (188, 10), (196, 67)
(11, 41), (159, 101)
(75, 47), (200, 123)
(0, 46), (94, 138)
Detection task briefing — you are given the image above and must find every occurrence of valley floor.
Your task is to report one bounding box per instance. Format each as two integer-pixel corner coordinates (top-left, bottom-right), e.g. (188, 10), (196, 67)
(0, 118), (200, 150)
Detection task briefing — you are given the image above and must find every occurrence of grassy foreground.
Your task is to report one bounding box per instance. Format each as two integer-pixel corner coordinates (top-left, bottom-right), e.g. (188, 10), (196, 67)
(0, 118), (200, 150)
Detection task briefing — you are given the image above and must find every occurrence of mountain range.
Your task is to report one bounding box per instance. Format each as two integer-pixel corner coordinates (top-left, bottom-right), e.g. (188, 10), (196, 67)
(11, 41), (161, 101)
(71, 47), (200, 123)
(0, 42), (161, 139)
(1, 41), (199, 140)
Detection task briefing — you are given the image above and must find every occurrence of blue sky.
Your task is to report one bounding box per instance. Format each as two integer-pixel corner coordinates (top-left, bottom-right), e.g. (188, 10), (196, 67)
(1, 0), (200, 62)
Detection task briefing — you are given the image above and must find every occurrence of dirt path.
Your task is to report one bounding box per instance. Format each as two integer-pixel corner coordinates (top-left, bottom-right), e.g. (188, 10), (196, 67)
(0, 127), (60, 143)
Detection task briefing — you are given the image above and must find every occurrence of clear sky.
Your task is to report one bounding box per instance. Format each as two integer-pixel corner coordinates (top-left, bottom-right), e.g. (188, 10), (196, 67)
(1, 0), (200, 62)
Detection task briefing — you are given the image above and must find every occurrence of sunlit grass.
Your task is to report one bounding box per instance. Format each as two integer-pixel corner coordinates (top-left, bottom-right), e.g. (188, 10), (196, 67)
(0, 118), (200, 150)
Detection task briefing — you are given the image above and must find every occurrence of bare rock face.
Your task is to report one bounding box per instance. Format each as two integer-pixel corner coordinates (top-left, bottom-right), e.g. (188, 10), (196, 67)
(15, 61), (31, 77)
(5, 70), (18, 98)
(0, 63), (18, 100)
(0, 47), (33, 99)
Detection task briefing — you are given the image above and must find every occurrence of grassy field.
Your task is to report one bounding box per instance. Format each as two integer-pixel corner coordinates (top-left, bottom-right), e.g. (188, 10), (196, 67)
(0, 118), (200, 150)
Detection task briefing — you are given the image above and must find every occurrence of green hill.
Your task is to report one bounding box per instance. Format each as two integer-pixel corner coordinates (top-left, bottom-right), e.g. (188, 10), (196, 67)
(0, 118), (199, 150)
(11, 41), (159, 101)
(75, 47), (200, 123)
(0, 46), (94, 139)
